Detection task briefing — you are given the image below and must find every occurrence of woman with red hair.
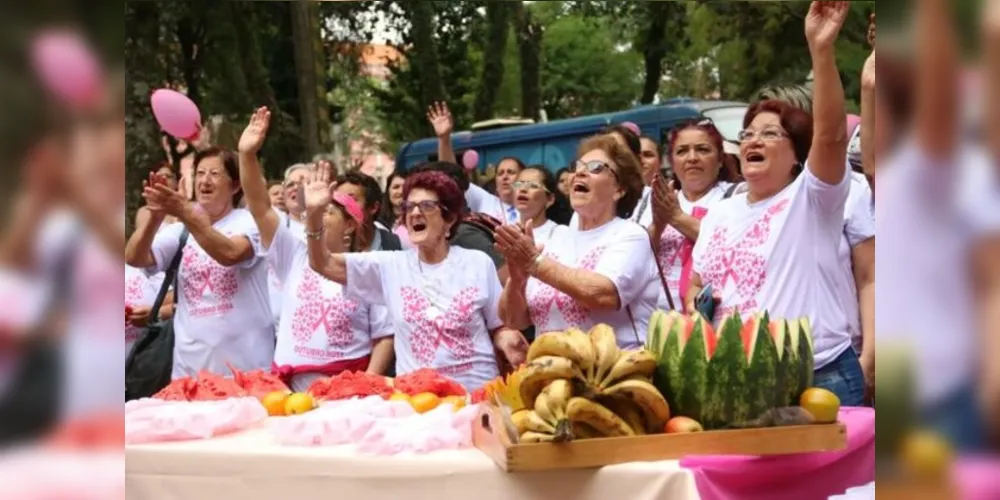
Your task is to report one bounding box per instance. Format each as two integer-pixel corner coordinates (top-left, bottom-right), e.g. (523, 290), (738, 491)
(305, 166), (527, 390)
(644, 120), (741, 310)
(687, 2), (864, 406)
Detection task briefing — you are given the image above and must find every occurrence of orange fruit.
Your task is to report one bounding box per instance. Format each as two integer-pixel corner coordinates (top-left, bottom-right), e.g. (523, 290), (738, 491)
(389, 392), (409, 402)
(799, 388), (841, 423)
(900, 430), (954, 479)
(284, 392), (316, 415)
(443, 395), (467, 411)
(261, 391), (290, 416)
(408, 392), (441, 413)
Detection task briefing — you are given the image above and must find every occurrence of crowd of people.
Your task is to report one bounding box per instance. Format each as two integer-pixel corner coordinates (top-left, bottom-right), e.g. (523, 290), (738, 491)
(117, 0), (1000, 451)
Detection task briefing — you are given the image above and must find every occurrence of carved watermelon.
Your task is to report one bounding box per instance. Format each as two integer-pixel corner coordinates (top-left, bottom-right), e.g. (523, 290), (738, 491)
(646, 310), (815, 429)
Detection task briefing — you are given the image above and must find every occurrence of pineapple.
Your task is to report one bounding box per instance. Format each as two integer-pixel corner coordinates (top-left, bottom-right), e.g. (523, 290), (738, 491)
(485, 365), (528, 412)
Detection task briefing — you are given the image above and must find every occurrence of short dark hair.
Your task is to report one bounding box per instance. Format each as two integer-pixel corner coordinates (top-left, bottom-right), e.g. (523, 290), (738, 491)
(743, 100), (813, 165)
(403, 171), (466, 239)
(336, 171), (383, 213)
(407, 161), (470, 192)
(601, 124), (642, 158)
(193, 147), (242, 207)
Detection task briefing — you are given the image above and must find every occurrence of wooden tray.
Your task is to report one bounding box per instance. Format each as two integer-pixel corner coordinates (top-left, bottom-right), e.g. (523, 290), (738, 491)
(473, 405), (847, 472)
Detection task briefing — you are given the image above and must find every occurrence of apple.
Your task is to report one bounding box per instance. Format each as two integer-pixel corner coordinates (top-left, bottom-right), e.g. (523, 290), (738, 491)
(665, 416), (704, 433)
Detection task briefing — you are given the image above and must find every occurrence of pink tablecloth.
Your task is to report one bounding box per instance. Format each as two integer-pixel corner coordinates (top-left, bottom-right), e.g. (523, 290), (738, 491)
(680, 407), (875, 500)
(955, 457), (1000, 500)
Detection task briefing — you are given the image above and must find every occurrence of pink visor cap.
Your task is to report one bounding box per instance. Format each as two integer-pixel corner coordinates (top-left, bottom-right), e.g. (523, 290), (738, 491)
(331, 193), (365, 224)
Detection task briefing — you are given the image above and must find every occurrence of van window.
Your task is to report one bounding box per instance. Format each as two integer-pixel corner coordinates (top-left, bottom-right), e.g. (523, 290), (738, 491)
(701, 106), (747, 143)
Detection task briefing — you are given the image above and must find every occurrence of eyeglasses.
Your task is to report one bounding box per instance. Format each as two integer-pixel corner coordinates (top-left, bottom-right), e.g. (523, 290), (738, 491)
(572, 160), (620, 181)
(512, 180), (548, 192)
(401, 200), (443, 214)
(737, 127), (789, 143)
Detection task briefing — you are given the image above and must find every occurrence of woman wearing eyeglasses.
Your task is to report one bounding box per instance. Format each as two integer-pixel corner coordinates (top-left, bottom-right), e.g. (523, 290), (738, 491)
(496, 135), (661, 349)
(687, 2), (864, 406)
(644, 120), (741, 310)
(512, 165), (572, 247)
(306, 167), (528, 391)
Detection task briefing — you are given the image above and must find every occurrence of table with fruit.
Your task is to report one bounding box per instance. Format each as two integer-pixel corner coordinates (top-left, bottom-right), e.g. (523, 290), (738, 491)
(125, 310), (876, 500)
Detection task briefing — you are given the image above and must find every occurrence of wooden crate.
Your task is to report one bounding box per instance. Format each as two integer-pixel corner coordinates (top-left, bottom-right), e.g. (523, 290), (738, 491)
(473, 405), (848, 472)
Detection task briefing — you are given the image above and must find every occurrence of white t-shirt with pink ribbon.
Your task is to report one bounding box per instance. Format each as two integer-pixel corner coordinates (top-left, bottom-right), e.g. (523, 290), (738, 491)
(267, 217), (393, 389)
(124, 265), (165, 357)
(692, 167), (853, 369)
(147, 209), (274, 379)
(634, 182), (733, 310)
(344, 246), (502, 390)
(525, 218), (662, 349)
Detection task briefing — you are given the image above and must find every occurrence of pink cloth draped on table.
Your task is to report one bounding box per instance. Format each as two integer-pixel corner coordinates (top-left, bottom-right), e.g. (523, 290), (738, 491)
(955, 457), (1000, 500)
(680, 407), (875, 500)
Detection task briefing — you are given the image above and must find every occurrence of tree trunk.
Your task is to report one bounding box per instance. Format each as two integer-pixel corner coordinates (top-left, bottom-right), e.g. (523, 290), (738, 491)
(473, 2), (511, 121)
(407, 2), (447, 105)
(289, 0), (321, 157)
(513, 2), (542, 121)
(640, 3), (671, 104)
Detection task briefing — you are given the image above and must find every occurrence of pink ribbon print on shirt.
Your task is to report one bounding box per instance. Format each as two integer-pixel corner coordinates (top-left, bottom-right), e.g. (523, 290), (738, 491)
(528, 245), (608, 331)
(700, 199), (790, 318)
(124, 274), (145, 343)
(400, 286), (478, 366)
(180, 249), (239, 317)
(289, 270), (359, 358)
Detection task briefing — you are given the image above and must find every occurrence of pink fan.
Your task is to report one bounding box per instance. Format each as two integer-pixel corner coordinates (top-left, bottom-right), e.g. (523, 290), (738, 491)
(845, 114), (861, 136)
(462, 150), (480, 171)
(621, 121), (641, 136)
(151, 89), (202, 141)
(30, 30), (103, 108)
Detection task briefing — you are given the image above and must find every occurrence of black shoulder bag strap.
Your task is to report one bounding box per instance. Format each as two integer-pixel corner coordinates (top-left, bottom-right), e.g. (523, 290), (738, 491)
(723, 183), (742, 199)
(150, 229), (190, 324)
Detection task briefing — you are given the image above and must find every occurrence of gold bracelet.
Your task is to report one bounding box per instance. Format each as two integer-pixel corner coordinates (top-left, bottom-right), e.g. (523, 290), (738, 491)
(305, 227), (324, 240)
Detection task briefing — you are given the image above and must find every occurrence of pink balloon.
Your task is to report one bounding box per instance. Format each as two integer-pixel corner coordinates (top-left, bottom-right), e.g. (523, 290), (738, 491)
(151, 89), (202, 141)
(621, 121), (640, 136)
(31, 30), (103, 108)
(462, 150), (480, 171)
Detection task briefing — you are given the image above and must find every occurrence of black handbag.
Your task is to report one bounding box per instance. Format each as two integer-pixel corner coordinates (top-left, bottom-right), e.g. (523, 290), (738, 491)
(125, 229), (189, 401)
(0, 225), (82, 446)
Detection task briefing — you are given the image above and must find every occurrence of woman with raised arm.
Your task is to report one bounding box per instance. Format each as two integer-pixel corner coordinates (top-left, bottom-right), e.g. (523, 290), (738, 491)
(496, 135), (661, 349)
(306, 168), (526, 390)
(236, 108), (395, 390)
(686, 2), (862, 405)
(124, 146), (274, 378)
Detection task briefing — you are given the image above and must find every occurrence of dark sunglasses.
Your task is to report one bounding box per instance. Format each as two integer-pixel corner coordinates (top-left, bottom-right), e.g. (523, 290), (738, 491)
(401, 200), (443, 214)
(572, 160), (620, 181)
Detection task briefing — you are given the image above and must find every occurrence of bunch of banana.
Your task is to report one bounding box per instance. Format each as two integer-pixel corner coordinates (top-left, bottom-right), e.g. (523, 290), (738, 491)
(515, 379), (574, 443)
(516, 324), (672, 440)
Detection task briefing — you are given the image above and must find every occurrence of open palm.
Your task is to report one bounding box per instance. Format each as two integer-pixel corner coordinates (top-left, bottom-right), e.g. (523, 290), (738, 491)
(805, 1), (850, 49)
(304, 162), (334, 213)
(426, 102), (454, 137)
(238, 107), (271, 154)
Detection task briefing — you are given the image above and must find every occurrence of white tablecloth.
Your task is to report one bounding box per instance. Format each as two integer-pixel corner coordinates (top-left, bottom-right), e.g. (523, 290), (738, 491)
(126, 428), (700, 500)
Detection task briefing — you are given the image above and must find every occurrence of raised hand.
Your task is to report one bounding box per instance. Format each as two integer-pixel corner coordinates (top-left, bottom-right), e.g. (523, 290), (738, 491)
(304, 161), (335, 215)
(805, 1), (850, 50)
(426, 101), (454, 138)
(238, 107), (271, 155)
(986, 0), (1000, 41)
(861, 51), (875, 90)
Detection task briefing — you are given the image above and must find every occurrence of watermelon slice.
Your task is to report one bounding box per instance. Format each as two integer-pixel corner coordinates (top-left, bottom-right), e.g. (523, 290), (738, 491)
(703, 314), (748, 429)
